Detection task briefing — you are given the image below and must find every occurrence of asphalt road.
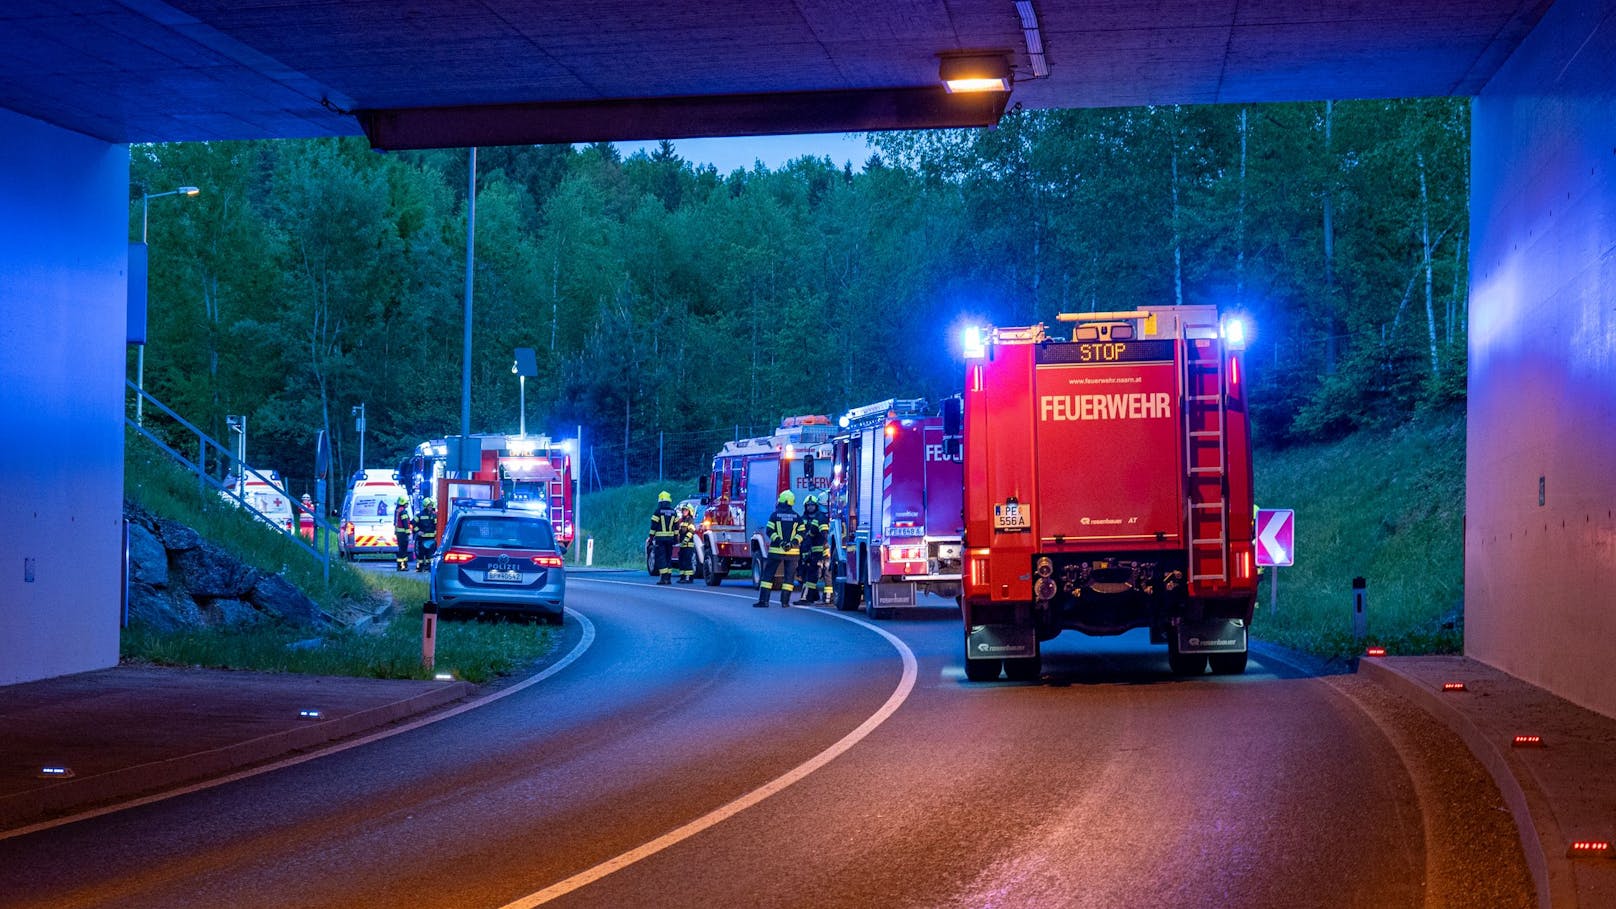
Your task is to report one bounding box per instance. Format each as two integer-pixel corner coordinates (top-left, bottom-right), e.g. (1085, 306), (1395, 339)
(0, 572), (1532, 909)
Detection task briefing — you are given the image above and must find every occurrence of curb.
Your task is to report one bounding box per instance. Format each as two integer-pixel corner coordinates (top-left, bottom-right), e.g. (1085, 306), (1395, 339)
(0, 680), (475, 830)
(1357, 657), (1569, 909)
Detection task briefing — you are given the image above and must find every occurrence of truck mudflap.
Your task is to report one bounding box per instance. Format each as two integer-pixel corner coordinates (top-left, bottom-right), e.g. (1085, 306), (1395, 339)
(1175, 618), (1248, 654)
(967, 624), (1037, 661)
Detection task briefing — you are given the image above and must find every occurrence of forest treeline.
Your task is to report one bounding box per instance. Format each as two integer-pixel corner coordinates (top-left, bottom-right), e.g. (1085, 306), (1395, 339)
(130, 99), (1468, 490)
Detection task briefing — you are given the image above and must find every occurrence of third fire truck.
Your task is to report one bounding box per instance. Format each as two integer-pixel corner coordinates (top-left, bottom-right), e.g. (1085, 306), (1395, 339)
(825, 399), (964, 616)
(956, 305), (1257, 681)
(694, 416), (837, 584)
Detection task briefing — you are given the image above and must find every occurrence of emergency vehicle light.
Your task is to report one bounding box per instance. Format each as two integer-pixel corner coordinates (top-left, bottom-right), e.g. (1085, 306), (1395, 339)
(1441, 682), (1467, 692)
(434, 672), (455, 681)
(961, 325), (987, 359)
(1513, 734), (1544, 747)
(884, 423), (897, 440)
(37, 766), (74, 779)
(299, 709), (324, 720)
(1568, 840), (1612, 858)
(1221, 317), (1248, 350)
(1365, 646), (1387, 657)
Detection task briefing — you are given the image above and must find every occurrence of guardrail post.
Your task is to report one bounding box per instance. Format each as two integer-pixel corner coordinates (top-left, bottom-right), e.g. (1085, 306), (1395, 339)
(421, 602), (438, 671)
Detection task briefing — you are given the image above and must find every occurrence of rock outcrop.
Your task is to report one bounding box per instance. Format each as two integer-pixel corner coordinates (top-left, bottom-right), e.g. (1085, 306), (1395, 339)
(124, 501), (333, 633)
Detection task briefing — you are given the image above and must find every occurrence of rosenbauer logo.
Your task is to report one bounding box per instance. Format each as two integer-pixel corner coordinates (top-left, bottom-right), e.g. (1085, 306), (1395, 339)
(1040, 392), (1171, 422)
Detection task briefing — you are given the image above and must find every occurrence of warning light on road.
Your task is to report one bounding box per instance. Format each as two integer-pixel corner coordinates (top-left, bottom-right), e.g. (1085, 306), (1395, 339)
(1442, 682), (1467, 692)
(1512, 734), (1544, 748)
(1568, 840), (1612, 858)
(37, 766), (74, 780)
(1365, 646), (1387, 657)
(298, 709), (324, 720)
(434, 672), (454, 681)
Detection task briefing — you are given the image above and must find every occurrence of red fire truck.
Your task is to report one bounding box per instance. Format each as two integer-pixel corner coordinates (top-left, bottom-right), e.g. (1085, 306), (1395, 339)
(694, 416), (837, 585)
(956, 305), (1257, 681)
(825, 399), (964, 616)
(410, 434), (577, 550)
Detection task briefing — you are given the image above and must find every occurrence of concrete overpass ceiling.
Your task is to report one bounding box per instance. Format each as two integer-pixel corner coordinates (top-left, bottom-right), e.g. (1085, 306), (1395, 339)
(0, 0), (1553, 147)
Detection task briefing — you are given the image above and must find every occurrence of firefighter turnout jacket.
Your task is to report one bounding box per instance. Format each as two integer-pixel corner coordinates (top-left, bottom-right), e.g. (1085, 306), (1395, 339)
(650, 501), (678, 539)
(766, 503), (804, 556)
(800, 504), (828, 555)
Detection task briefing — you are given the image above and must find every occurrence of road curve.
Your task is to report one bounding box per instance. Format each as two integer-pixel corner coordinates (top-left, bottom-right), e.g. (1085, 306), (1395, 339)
(0, 572), (1531, 909)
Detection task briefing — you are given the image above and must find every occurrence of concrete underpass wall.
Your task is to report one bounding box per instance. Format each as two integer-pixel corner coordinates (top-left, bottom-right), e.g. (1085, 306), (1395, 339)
(0, 109), (128, 684)
(1467, 0), (1616, 718)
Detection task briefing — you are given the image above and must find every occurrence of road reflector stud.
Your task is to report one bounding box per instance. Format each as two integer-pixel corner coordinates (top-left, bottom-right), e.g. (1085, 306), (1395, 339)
(37, 766), (74, 780)
(1568, 840), (1612, 859)
(1512, 734), (1544, 748)
(299, 709), (324, 720)
(1365, 646), (1387, 657)
(1442, 682), (1467, 692)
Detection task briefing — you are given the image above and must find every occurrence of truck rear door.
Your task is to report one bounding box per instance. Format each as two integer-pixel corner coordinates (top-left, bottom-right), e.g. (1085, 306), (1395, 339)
(745, 455), (779, 541)
(921, 423), (963, 539)
(1032, 340), (1183, 549)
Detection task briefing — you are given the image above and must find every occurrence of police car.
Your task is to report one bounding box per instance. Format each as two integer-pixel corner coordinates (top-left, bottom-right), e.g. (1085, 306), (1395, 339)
(429, 500), (566, 624)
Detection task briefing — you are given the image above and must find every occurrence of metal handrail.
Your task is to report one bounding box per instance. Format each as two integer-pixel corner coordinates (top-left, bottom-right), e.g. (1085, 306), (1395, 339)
(126, 380), (334, 584)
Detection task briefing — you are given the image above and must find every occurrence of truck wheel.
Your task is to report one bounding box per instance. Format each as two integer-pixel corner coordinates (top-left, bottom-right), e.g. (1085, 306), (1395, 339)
(1004, 646), (1042, 682)
(964, 656), (1002, 682)
(752, 552), (764, 587)
(704, 561), (724, 586)
(863, 583), (878, 619)
(1208, 650), (1249, 675)
(1167, 639), (1207, 676)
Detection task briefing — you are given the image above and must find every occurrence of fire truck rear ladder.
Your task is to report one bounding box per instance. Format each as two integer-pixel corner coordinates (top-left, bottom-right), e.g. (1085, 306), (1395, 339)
(1182, 323), (1229, 583)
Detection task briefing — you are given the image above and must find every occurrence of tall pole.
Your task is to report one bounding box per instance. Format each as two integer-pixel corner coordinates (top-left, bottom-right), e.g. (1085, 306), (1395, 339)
(519, 374), (526, 436)
(134, 186), (199, 426)
(575, 424), (583, 564)
(460, 147), (477, 471)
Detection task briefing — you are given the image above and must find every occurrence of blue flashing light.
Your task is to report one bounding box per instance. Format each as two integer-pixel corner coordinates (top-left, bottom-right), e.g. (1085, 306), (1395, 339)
(962, 325), (987, 359)
(1221, 317), (1248, 351)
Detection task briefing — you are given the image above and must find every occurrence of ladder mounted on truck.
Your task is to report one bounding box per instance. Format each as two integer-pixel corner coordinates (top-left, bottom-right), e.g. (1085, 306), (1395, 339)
(1180, 317), (1230, 584)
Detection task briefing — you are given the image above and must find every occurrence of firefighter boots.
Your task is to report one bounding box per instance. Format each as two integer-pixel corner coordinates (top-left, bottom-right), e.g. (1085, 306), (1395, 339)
(657, 574), (670, 585)
(396, 559), (408, 572)
(753, 588), (769, 607)
(678, 574), (693, 584)
(779, 588), (792, 608)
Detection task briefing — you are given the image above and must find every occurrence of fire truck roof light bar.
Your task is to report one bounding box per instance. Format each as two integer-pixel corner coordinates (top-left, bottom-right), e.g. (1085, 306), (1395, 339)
(1056, 311), (1151, 322)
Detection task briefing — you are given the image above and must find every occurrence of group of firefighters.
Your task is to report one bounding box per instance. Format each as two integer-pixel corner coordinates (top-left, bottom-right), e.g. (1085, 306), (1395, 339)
(647, 489), (829, 606)
(391, 496), (439, 572)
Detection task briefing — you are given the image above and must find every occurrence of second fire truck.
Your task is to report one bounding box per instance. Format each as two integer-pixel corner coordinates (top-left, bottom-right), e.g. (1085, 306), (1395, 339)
(825, 399), (964, 616)
(956, 305), (1257, 680)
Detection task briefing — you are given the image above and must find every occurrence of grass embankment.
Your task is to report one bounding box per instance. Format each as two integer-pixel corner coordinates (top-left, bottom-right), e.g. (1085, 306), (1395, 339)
(122, 435), (557, 683)
(1253, 411), (1465, 658)
(577, 479), (701, 569)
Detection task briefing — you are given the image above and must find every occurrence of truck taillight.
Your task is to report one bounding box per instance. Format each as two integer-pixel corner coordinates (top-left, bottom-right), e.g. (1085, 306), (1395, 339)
(884, 422), (897, 440)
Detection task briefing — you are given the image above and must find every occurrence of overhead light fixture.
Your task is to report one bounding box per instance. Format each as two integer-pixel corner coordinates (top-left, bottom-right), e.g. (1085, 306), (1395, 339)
(1014, 1), (1050, 78)
(939, 55), (1012, 93)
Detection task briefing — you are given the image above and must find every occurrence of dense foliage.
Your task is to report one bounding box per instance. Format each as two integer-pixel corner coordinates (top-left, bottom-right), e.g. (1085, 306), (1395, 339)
(130, 99), (1467, 496)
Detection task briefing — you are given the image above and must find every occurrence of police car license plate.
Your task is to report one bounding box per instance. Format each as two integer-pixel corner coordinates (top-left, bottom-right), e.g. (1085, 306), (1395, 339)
(993, 502), (1031, 531)
(484, 568), (521, 583)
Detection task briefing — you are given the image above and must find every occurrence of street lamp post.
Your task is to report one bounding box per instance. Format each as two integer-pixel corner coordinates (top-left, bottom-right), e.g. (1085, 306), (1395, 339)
(134, 185), (200, 425)
(352, 403), (367, 474)
(225, 414), (247, 482)
(511, 362), (526, 437)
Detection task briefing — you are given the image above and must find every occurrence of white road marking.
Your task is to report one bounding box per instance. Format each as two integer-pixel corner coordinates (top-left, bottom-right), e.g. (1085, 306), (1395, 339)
(501, 577), (919, 908)
(1, 610), (596, 842)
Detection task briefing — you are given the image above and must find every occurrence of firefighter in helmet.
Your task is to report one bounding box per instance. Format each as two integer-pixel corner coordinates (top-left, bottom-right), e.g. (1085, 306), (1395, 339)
(392, 495), (413, 572)
(649, 491), (678, 585)
(413, 498), (438, 572)
(795, 494), (829, 604)
(755, 489), (803, 607)
(675, 503), (697, 583)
